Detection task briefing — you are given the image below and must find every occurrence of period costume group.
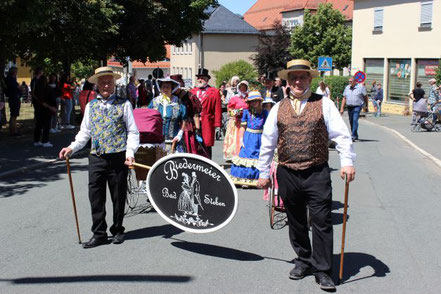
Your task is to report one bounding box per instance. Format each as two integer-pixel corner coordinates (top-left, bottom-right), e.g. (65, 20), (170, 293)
(59, 59), (356, 291)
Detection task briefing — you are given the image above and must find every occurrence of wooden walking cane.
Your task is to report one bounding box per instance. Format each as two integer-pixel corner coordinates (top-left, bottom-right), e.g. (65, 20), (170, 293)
(338, 174), (350, 285)
(65, 157), (82, 244)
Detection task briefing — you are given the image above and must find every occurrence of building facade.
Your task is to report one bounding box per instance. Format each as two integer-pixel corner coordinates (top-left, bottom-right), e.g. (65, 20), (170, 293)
(170, 5), (259, 87)
(244, 0), (353, 33)
(352, 0), (440, 114)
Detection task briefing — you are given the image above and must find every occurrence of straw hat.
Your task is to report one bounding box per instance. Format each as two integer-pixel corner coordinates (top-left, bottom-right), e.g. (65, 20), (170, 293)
(88, 66), (122, 84)
(278, 59), (319, 80)
(246, 91), (263, 102)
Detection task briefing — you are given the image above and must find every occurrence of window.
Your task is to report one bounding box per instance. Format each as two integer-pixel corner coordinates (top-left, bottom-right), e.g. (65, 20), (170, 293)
(388, 59), (411, 103)
(417, 59), (439, 93)
(373, 8), (383, 32)
(420, 1), (433, 28)
(282, 18), (300, 30)
(364, 59), (384, 94)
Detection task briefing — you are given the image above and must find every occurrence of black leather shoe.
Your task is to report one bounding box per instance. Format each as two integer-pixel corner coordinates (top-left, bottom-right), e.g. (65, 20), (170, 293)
(112, 233), (125, 244)
(314, 272), (336, 291)
(82, 237), (108, 249)
(289, 264), (310, 280)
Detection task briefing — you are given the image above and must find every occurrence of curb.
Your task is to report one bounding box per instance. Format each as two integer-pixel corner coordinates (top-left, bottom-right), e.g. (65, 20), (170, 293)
(361, 119), (441, 170)
(0, 150), (89, 180)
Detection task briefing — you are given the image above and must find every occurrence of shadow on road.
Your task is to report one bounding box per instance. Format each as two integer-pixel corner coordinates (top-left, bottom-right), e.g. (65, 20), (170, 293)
(333, 252), (390, 284)
(0, 157), (88, 198)
(0, 274), (192, 284)
(170, 240), (264, 261)
(354, 139), (379, 143)
(125, 224), (183, 240)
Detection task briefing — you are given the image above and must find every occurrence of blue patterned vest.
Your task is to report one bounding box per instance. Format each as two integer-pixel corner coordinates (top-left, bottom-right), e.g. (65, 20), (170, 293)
(89, 96), (127, 155)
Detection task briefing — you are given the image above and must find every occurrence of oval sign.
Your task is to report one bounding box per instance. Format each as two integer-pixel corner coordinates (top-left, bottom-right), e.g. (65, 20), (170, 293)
(146, 153), (238, 233)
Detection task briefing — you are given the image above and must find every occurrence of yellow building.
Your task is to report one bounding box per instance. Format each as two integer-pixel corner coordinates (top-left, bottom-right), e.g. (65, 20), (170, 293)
(7, 58), (33, 85)
(352, 0), (440, 115)
(170, 5), (259, 87)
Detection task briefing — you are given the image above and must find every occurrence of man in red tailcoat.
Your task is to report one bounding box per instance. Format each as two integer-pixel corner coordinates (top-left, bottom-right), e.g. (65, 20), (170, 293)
(190, 68), (222, 159)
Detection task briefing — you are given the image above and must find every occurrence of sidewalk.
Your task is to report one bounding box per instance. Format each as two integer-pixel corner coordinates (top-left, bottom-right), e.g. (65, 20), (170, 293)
(359, 113), (441, 162)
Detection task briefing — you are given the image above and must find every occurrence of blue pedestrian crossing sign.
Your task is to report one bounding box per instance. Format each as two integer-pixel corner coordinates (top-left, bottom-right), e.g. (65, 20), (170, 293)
(318, 57), (333, 71)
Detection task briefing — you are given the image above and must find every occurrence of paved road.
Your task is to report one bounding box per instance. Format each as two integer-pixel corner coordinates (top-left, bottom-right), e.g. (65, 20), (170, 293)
(1, 119), (440, 293)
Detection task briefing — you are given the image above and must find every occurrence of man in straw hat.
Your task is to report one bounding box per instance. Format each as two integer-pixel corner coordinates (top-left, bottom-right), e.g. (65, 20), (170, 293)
(257, 59), (356, 291)
(190, 68), (222, 159)
(59, 66), (139, 248)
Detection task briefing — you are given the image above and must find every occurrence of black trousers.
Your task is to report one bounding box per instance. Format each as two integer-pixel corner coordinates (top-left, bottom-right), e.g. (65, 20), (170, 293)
(277, 164), (333, 274)
(34, 108), (51, 143)
(88, 152), (128, 238)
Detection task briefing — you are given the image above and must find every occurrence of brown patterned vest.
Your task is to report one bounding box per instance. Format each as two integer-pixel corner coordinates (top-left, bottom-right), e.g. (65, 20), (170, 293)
(277, 93), (329, 170)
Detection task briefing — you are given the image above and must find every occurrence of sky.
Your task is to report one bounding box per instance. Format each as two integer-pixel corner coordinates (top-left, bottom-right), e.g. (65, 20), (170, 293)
(219, 0), (256, 15)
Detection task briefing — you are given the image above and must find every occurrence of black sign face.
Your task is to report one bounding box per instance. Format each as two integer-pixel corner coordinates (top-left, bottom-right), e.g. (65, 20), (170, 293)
(146, 154), (238, 233)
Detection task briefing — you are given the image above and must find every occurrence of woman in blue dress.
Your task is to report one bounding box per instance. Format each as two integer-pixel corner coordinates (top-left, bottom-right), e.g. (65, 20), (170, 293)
(148, 77), (187, 151)
(230, 91), (268, 185)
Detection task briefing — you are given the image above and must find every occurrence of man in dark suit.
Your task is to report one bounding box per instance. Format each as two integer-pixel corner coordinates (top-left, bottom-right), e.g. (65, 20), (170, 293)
(259, 72), (285, 103)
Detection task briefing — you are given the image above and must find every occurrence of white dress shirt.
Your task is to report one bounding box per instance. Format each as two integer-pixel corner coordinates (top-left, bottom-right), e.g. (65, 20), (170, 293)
(257, 96), (356, 179)
(68, 94), (140, 158)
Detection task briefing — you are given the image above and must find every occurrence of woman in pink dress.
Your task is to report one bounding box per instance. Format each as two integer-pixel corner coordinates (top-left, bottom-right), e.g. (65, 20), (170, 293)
(223, 80), (249, 161)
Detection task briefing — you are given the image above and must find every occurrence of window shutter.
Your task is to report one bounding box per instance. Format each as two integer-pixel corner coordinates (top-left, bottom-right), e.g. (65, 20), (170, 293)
(374, 8), (383, 29)
(421, 2), (433, 25)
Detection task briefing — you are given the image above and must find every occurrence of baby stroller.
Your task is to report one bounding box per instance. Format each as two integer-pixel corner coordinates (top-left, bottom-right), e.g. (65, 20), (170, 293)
(411, 103), (441, 132)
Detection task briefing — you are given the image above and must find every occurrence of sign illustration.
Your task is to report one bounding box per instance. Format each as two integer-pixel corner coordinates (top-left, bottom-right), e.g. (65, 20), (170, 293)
(318, 57), (333, 71)
(146, 153), (238, 233)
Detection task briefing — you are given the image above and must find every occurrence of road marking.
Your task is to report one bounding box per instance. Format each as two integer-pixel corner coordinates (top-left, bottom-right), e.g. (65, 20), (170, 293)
(362, 119), (441, 170)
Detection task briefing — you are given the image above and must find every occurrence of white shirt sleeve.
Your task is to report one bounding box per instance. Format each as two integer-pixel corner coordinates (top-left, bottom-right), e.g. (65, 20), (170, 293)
(123, 101), (140, 159)
(68, 104), (91, 154)
(322, 97), (356, 167)
(257, 103), (280, 179)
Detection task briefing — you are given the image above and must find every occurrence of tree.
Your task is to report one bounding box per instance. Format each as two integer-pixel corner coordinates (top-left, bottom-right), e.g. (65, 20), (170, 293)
(213, 60), (258, 87)
(252, 20), (291, 74)
(289, 3), (352, 71)
(10, 0), (218, 74)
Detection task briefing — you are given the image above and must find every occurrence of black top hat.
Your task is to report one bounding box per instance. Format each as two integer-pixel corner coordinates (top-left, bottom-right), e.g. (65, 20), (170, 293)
(264, 71), (277, 81)
(196, 68), (211, 79)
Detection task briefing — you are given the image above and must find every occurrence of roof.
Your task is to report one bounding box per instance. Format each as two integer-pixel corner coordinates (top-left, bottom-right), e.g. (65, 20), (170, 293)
(244, 0), (353, 31)
(107, 45), (171, 69)
(203, 4), (259, 34)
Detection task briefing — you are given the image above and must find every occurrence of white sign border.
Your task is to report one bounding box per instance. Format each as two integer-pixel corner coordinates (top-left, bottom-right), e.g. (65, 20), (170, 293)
(146, 153), (239, 234)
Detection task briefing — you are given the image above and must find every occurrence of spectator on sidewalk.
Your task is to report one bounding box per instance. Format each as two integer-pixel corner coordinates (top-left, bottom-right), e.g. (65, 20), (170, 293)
(340, 77), (368, 141)
(33, 75), (57, 147)
(428, 78), (440, 121)
(78, 80), (96, 117)
(370, 80), (378, 114)
(409, 82), (427, 124)
(5, 67), (21, 136)
(0, 72), (7, 127)
(48, 73), (63, 133)
(21, 81), (29, 103)
(373, 83), (383, 117)
(60, 74), (76, 130)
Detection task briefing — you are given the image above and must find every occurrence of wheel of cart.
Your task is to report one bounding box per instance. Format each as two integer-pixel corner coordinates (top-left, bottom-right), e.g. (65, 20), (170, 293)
(125, 141), (175, 215)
